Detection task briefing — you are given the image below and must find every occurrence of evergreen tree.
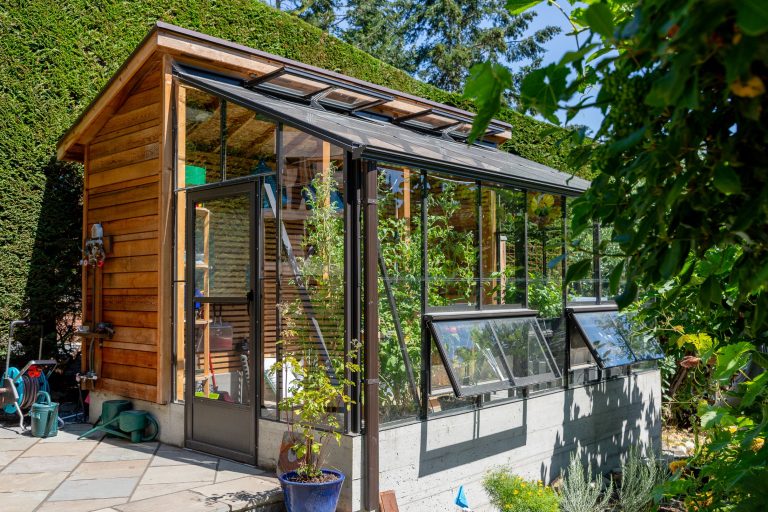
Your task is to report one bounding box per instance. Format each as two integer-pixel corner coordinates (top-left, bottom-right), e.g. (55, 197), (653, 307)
(408, 0), (560, 93)
(268, 0), (559, 96)
(341, 0), (418, 74)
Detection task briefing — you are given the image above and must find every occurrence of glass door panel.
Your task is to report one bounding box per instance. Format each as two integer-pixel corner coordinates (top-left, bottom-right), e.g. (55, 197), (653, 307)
(185, 182), (257, 464)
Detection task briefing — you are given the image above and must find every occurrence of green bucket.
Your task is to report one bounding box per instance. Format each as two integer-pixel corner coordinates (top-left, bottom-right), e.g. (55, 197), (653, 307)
(185, 165), (206, 186)
(30, 391), (59, 438)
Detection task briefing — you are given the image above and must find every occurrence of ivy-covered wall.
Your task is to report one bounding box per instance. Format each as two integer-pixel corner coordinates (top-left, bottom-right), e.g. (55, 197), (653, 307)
(0, 0), (586, 357)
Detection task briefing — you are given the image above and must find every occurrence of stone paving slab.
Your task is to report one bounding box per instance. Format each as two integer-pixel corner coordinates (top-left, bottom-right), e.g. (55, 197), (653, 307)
(151, 445), (219, 467)
(0, 470), (69, 492)
(85, 440), (158, 462)
(140, 463), (217, 485)
(216, 458), (271, 483)
(70, 459), (149, 480)
(49, 476), (140, 501)
(130, 480), (212, 501)
(37, 497), (129, 512)
(23, 440), (96, 457)
(3, 454), (86, 473)
(0, 422), (283, 511)
(193, 475), (283, 510)
(0, 449), (23, 468)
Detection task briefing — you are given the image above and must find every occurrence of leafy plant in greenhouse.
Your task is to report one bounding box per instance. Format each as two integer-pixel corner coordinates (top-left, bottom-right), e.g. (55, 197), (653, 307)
(527, 272), (563, 319)
(376, 172), (478, 418)
(280, 166), (346, 355)
(272, 348), (358, 480)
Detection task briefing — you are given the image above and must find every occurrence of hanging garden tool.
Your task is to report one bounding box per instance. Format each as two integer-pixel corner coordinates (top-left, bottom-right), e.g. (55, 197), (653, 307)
(75, 223), (113, 389)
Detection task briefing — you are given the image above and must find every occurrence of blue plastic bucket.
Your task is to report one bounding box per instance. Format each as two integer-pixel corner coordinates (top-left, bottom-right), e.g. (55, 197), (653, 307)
(278, 469), (345, 512)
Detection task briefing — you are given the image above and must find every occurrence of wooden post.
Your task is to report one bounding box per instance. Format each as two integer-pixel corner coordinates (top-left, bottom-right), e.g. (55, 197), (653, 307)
(398, 167), (410, 220)
(321, 141), (331, 205)
(321, 140), (331, 280)
(482, 188), (497, 305)
(201, 208), (211, 395)
(157, 54), (174, 404)
(174, 82), (187, 401)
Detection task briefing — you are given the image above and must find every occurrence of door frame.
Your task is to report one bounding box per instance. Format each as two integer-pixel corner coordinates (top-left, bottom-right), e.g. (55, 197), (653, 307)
(183, 178), (261, 464)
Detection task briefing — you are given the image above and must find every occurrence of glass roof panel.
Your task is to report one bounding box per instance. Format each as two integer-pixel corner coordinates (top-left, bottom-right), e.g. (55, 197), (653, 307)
(259, 73), (328, 97)
(402, 112), (460, 130)
(430, 318), (510, 396)
(320, 88), (380, 109)
(450, 122), (474, 135)
(382, 100), (429, 118)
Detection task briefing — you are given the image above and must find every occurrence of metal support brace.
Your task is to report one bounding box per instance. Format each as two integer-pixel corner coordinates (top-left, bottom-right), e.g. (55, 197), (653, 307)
(377, 241), (421, 410)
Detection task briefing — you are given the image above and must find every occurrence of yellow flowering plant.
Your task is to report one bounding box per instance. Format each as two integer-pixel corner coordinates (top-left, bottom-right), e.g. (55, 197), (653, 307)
(483, 469), (559, 512)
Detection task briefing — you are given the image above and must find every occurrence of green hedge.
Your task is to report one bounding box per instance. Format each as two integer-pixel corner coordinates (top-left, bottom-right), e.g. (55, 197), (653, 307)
(0, 0), (585, 357)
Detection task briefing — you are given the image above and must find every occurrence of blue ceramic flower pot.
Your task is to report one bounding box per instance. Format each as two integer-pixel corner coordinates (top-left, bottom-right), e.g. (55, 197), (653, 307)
(278, 469), (345, 512)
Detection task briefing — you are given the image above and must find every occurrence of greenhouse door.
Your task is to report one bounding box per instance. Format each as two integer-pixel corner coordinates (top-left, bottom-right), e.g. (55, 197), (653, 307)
(185, 181), (259, 464)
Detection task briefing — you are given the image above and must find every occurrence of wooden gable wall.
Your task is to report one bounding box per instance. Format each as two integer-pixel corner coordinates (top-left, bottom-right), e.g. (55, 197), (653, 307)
(83, 59), (164, 403)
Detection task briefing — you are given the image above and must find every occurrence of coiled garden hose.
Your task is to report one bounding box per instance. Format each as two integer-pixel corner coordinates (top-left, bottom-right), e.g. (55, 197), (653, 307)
(2, 369), (50, 412)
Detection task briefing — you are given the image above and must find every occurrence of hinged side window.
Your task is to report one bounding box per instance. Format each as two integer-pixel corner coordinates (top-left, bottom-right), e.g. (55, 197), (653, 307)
(427, 315), (560, 397)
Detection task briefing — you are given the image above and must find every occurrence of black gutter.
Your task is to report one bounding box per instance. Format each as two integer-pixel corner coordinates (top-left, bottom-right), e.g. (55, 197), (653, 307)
(363, 149), (587, 199)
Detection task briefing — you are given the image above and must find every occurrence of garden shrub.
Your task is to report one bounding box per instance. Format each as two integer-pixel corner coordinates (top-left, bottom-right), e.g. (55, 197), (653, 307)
(618, 444), (667, 512)
(559, 453), (612, 512)
(483, 469), (559, 512)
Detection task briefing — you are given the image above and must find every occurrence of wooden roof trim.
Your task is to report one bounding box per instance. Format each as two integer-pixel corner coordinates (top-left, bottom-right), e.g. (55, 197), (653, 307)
(153, 22), (511, 131)
(57, 28), (160, 162)
(59, 22), (513, 161)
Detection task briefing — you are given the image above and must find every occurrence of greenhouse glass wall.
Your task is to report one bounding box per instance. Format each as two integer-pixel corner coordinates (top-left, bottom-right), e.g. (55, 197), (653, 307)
(57, 23), (663, 512)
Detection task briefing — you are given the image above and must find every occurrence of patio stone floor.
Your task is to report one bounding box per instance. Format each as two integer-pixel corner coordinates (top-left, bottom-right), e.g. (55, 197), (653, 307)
(0, 422), (283, 512)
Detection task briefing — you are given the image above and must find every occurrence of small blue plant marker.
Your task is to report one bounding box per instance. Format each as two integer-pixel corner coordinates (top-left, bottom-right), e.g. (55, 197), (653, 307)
(455, 485), (470, 510)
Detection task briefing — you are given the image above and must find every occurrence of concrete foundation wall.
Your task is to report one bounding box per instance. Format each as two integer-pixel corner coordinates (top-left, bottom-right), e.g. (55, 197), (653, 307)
(372, 370), (661, 512)
(90, 370), (661, 512)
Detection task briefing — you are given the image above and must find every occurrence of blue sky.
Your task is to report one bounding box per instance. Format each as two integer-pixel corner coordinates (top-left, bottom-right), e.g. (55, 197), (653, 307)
(525, 2), (604, 133)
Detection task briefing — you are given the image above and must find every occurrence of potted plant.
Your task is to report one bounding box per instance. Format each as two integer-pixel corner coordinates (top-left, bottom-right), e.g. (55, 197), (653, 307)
(273, 348), (358, 512)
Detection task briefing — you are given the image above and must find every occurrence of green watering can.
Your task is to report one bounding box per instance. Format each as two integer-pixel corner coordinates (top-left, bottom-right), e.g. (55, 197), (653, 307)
(30, 391), (59, 438)
(78, 402), (159, 443)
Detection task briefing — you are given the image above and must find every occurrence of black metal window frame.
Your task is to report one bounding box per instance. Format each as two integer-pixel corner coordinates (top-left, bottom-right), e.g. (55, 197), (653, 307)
(173, 75), (614, 427)
(373, 163), (571, 408)
(567, 305), (665, 370)
(171, 79), (362, 434)
(424, 311), (561, 397)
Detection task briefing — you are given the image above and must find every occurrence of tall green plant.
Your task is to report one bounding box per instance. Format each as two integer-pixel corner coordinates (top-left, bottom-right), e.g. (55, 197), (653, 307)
(377, 172), (480, 417)
(274, 167), (358, 480)
(272, 349), (357, 480)
(280, 167), (345, 353)
(618, 444), (666, 512)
